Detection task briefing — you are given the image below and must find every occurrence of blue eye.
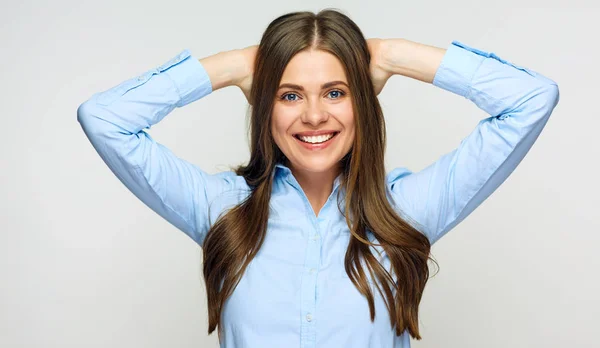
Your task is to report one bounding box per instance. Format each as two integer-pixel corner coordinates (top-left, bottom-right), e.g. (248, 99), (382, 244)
(329, 90), (342, 98)
(282, 93), (298, 102)
(279, 89), (345, 102)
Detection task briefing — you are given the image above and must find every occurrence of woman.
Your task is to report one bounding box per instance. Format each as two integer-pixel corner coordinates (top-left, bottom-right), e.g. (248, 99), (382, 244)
(77, 9), (560, 348)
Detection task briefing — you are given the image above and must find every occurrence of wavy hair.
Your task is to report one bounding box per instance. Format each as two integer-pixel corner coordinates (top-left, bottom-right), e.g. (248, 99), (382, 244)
(202, 8), (437, 341)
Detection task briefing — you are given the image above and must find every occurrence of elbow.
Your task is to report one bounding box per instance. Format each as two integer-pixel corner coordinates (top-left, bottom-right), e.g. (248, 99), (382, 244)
(544, 83), (560, 110)
(532, 81), (560, 112)
(536, 82), (560, 119)
(531, 83), (560, 125)
(76, 98), (106, 139)
(76, 99), (94, 125)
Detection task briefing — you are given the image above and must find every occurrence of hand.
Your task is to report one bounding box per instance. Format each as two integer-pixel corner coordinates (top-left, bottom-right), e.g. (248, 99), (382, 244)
(234, 45), (258, 105)
(367, 38), (393, 96)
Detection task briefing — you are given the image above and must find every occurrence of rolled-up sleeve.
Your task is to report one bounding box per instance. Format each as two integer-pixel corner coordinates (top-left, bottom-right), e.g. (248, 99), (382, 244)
(387, 40), (560, 245)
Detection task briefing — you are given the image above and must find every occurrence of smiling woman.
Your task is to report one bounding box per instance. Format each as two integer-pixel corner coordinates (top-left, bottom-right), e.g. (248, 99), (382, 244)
(272, 49), (356, 198)
(77, 7), (559, 348)
(201, 9), (437, 344)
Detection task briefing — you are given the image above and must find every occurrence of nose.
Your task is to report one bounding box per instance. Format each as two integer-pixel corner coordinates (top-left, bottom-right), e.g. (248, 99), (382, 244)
(301, 98), (329, 126)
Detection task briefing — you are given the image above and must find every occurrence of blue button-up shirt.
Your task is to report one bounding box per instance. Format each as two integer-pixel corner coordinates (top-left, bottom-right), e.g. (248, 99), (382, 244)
(77, 40), (560, 347)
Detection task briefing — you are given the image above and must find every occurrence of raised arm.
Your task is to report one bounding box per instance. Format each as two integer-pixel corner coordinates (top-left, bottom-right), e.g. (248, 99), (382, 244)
(384, 39), (560, 245)
(76, 48), (251, 246)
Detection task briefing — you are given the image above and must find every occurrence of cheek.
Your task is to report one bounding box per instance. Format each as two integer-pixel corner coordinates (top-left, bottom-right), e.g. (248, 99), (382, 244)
(331, 98), (353, 120)
(270, 111), (293, 144)
(339, 107), (356, 146)
(338, 105), (355, 133)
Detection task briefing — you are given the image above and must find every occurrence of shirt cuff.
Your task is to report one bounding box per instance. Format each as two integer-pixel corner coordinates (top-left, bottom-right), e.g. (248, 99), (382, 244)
(161, 49), (214, 108)
(432, 41), (487, 98)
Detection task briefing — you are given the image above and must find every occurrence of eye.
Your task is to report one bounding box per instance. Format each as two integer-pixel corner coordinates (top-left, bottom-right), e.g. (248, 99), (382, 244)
(280, 92), (299, 102)
(328, 89), (345, 99)
(279, 89), (346, 103)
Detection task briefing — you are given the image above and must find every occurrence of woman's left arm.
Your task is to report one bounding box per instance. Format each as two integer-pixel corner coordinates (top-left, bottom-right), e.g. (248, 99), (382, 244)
(381, 39), (560, 245)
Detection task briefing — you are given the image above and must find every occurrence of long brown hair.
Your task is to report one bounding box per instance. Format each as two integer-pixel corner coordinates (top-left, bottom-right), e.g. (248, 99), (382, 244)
(202, 8), (437, 341)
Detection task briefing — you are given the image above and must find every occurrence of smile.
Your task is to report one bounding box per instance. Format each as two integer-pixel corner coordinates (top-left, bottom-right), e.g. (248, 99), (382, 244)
(295, 132), (338, 144)
(293, 131), (340, 150)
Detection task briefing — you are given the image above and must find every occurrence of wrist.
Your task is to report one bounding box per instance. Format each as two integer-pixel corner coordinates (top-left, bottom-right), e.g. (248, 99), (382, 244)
(199, 49), (246, 91)
(382, 38), (446, 84)
(229, 48), (252, 88)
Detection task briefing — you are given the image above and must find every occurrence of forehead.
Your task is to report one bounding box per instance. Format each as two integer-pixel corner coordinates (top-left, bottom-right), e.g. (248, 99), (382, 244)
(279, 49), (347, 86)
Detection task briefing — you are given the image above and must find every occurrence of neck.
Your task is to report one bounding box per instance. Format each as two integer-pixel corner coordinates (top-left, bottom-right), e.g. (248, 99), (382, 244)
(288, 161), (342, 217)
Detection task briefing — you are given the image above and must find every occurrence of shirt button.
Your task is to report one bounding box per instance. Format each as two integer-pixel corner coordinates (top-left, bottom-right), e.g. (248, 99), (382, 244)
(312, 234), (320, 241)
(309, 268), (315, 274)
(306, 313), (312, 322)
(137, 76), (144, 81)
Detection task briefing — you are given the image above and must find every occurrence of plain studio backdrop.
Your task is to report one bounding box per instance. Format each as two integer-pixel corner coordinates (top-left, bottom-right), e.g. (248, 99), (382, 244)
(1, 0), (598, 347)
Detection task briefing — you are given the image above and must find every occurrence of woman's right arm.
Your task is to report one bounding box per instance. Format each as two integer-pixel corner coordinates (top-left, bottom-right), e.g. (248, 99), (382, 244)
(76, 48), (250, 246)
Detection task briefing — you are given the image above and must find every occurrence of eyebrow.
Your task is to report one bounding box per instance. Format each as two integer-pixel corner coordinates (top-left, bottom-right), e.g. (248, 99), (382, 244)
(277, 81), (349, 91)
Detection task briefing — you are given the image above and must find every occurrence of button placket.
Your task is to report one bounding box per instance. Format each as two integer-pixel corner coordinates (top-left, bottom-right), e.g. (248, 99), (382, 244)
(300, 202), (321, 348)
(283, 171), (326, 348)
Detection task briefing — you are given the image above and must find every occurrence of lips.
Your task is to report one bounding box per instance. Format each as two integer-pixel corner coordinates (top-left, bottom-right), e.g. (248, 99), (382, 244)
(293, 130), (340, 137)
(294, 131), (339, 144)
(292, 131), (340, 151)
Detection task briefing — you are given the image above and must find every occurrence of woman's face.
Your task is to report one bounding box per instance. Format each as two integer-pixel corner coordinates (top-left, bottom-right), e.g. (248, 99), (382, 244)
(271, 49), (355, 176)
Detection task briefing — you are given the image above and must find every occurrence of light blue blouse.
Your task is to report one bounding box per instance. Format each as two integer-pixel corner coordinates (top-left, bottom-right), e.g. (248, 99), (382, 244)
(77, 40), (560, 348)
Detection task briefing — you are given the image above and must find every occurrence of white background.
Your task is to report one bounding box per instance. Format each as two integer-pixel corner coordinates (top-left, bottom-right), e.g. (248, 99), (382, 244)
(2, 0), (598, 347)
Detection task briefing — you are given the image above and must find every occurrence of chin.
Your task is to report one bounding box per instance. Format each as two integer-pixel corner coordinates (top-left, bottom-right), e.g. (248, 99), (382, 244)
(293, 156), (344, 173)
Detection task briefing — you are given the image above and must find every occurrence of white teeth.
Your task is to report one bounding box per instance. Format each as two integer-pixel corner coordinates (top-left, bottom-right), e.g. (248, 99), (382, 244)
(298, 133), (336, 144)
